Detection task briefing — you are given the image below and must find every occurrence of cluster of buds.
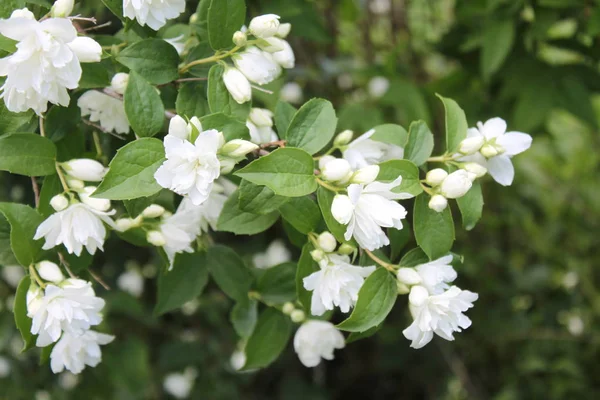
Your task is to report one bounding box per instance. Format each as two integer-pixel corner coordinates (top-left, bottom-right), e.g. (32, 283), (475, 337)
(425, 168), (477, 213)
(309, 231), (355, 263)
(318, 156), (380, 186)
(51, 159), (111, 213)
(115, 204), (167, 234)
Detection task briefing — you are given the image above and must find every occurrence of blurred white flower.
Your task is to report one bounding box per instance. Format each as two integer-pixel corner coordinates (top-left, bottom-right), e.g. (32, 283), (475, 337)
(343, 129), (404, 169)
(159, 206), (202, 270)
(177, 184), (228, 234)
(303, 254), (375, 315)
(1, 265), (25, 288)
(293, 320), (345, 367)
(0, 355), (11, 378)
(0, 10), (101, 114)
(367, 76), (390, 98)
(567, 315), (584, 336)
(78, 91), (130, 134)
(280, 82), (303, 104)
(233, 47), (282, 85)
(253, 239), (292, 269)
(58, 372), (79, 390)
(230, 350), (246, 371)
(370, 0), (391, 14)
(163, 370), (196, 399)
(123, 0), (185, 31)
(50, 329), (114, 374)
(117, 269), (144, 298)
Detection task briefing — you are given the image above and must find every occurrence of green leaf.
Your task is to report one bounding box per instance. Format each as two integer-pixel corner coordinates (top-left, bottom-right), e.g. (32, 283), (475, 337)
(0, 34), (17, 53)
(286, 99), (338, 155)
(413, 195), (455, 260)
(0, 203), (44, 267)
(100, 0), (124, 21)
(371, 124), (408, 147)
(154, 252), (209, 316)
(274, 101), (297, 139)
(243, 308), (292, 370)
(481, 19), (515, 80)
(207, 64), (251, 121)
(80, 62), (111, 89)
(117, 39), (179, 85)
(389, 221), (411, 262)
(404, 120), (434, 166)
(14, 276), (35, 351)
(279, 196), (321, 234)
(336, 268), (397, 332)
(0, 215), (18, 265)
(377, 160), (422, 196)
(346, 324), (382, 344)
(217, 190), (280, 234)
(256, 262), (297, 304)
(399, 248), (429, 267)
(45, 103), (81, 142)
(238, 180), (289, 214)
(124, 71), (165, 137)
(192, 0), (211, 40)
(0, 134), (56, 176)
(207, 245), (253, 301)
(200, 112), (250, 141)
(437, 95), (468, 154)
(317, 187), (346, 243)
(123, 193), (160, 218)
(38, 175), (62, 218)
(93, 138), (164, 200)
(175, 82), (210, 119)
(0, 102), (34, 135)
(207, 0), (246, 50)
(456, 181), (484, 231)
(296, 243), (318, 312)
(235, 148), (318, 197)
(230, 299), (258, 338)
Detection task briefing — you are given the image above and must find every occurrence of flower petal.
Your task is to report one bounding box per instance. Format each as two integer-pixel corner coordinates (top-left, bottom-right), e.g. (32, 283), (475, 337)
(496, 132), (532, 156)
(487, 155), (514, 186)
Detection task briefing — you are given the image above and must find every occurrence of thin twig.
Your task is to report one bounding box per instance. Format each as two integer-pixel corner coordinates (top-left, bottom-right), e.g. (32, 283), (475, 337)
(31, 177), (40, 208)
(89, 269), (111, 290)
(158, 77), (208, 87)
(259, 140), (287, 149)
(364, 249), (396, 272)
(82, 21), (112, 32)
(82, 119), (128, 140)
(251, 85), (274, 94)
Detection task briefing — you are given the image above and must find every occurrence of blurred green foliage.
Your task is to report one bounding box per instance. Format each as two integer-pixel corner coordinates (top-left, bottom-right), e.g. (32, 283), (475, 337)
(1, 0), (600, 398)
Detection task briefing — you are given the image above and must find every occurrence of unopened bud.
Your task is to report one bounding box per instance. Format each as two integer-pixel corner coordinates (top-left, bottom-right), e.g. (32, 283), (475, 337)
(223, 67), (251, 104)
(282, 302), (295, 315)
(321, 158), (352, 182)
(79, 186), (111, 212)
(50, 0), (74, 18)
(337, 243), (356, 255)
(110, 73), (129, 95)
(248, 14), (280, 38)
(331, 194), (354, 225)
(318, 155), (336, 171)
(219, 158), (236, 174)
(189, 13), (198, 24)
(115, 218), (136, 232)
(458, 136), (484, 155)
(397, 268), (421, 286)
(408, 285), (429, 307)
(462, 162), (487, 178)
(333, 130), (353, 147)
(440, 170), (472, 199)
(146, 231), (166, 246)
(62, 159), (107, 182)
(221, 139), (259, 158)
(290, 309), (305, 323)
(277, 23), (292, 38)
(232, 30), (247, 47)
(66, 179), (84, 190)
(142, 204), (165, 219)
(425, 168), (448, 186)
(50, 194), (69, 211)
(317, 232), (337, 253)
(310, 249), (325, 262)
(480, 144), (499, 158)
(397, 281), (410, 295)
(248, 108), (274, 127)
(428, 194), (448, 213)
(36, 261), (64, 283)
(350, 165), (379, 184)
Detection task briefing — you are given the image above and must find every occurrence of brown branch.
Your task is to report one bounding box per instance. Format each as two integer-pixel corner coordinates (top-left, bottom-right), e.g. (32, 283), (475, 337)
(89, 269), (111, 290)
(81, 21), (112, 32)
(82, 119), (128, 140)
(259, 140), (286, 149)
(31, 177), (40, 208)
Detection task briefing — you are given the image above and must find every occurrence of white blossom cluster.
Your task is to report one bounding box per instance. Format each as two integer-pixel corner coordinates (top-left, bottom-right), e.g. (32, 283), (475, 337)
(78, 73), (130, 135)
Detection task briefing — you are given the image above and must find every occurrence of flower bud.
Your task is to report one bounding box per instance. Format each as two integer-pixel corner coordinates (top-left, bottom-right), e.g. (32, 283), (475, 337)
(333, 130), (354, 147)
(232, 30), (247, 46)
(168, 115), (190, 140)
(310, 249), (326, 262)
(350, 165), (380, 184)
(337, 243), (356, 255)
(50, 0), (74, 18)
(62, 159), (107, 182)
(248, 108), (274, 127)
(220, 139), (259, 157)
(408, 285), (429, 307)
(277, 23), (292, 38)
(26, 284), (43, 316)
(146, 231), (166, 246)
(11, 8), (35, 19)
(331, 195), (354, 225)
(480, 144), (499, 158)
(110, 73), (129, 95)
(317, 232), (337, 253)
(462, 162), (487, 178)
(50, 194), (69, 212)
(270, 39), (294, 69)
(458, 136), (484, 155)
(79, 186), (111, 212)
(219, 158), (236, 174)
(36, 261), (64, 283)
(115, 218), (136, 232)
(428, 194), (448, 213)
(397, 268), (421, 286)
(248, 14), (280, 38)
(397, 281), (410, 295)
(142, 204), (165, 219)
(66, 179), (84, 190)
(189, 13), (198, 24)
(68, 37), (102, 62)
(222, 67), (252, 104)
(425, 168), (448, 186)
(440, 170), (473, 199)
(321, 158), (352, 182)
(318, 155), (336, 171)
(290, 309), (306, 323)
(282, 302), (295, 315)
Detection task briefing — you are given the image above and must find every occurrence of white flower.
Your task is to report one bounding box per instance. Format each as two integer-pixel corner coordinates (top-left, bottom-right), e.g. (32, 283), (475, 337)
(263, 37), (295, 68)
(0, 355), (11, 378)
(154, 117), (224, 206)
(440, 170), (473, 199)
(158, 205), (202, 270)
(253, 239), (292, 269)
(321, 158), (352, 182)
(233, 46), (282, 85)
(50, 329), (114, 374)
(303, 254), (375, 315)
(1, 265), (25, 288)
(61, 159), (107, 182)
(123, 0), (186, 31)
(280, 82), (303, 104)
(428, 194), (448, 212)
(163, 371), (195, 399)
(34, 203), (116, 256)
(425, 168), (448, 186)
(29, 278), (106, 347)
(78, 186), (111, 212)
(342, 129), (404, 169)
(331, 177), (410, 251)
(402, 285), (478, 349)
(117, 269), (144, 298)
(223, 67), (252, 104)
(51, 0), (74, 18)
(370, 0), (391, 14)
(110, 72), (129, 95)
(397, 255), (456, 295)
(36, 261), (64, 283)
(78, 91), (129, 134)
(165, 34), (186, 56)
(176, 186), (228, 234)
(459, 118), (532, 186)
(0, 11), (102, 114)
(367, 76), (390, 98)
(248, 14), (280, 38)
(293, 320), (345, 368)
(317, 232), (337, 253)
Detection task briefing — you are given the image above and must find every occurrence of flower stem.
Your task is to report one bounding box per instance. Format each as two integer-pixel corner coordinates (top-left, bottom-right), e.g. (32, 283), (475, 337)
(427, 154), (458, 163)
(39, 116), (46, 137)
(29, 265), (46, 289)
(316, 178), (344, 193)
(55, 163), (70, 192)
(364, 249), (396, 272)
(420, 182), (435, 196)
(179, 45), (242, 73)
